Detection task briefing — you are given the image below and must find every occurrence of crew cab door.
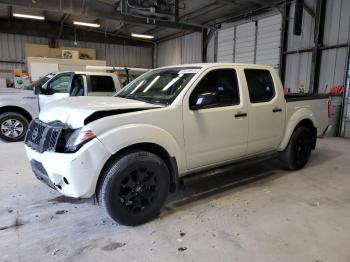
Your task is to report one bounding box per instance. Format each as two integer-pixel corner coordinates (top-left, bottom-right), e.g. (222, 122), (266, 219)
(243, 68), (285, 154)
(183, 68), (248, 170)
(39, 72), (73, 109)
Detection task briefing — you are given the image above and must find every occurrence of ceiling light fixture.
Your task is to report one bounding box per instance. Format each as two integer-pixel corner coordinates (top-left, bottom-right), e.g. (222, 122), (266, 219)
(73, 21), (100, 28)
(13, 13), (45, 20)
(131, 33), (154, 39)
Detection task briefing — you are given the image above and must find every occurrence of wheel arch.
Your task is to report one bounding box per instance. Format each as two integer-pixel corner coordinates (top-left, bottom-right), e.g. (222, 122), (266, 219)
(0, 106), (33, 122)
(278, 112), (317, 152)
(96, 142), (179, 198)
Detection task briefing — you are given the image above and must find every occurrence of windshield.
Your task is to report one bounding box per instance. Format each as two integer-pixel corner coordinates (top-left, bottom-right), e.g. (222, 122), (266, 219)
(24, 73), (55, 90)
(116, 67), (200, 105)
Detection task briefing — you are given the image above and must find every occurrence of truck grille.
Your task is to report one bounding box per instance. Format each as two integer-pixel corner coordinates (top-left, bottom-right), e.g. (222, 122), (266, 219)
(25, 119), (66, 153)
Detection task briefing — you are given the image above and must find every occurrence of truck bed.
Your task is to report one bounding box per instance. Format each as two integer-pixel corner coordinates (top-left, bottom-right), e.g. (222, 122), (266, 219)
(285, 94), (329, 136)
(285, 93), (329, 102)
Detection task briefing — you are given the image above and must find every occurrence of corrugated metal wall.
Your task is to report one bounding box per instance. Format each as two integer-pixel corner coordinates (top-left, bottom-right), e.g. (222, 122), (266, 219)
(157, 37), (182, 67)
(214, 0), (349, 93)
(0, 33), (152, 83)
(156, 32), (202, 67)
(256, 15), (282, 68)
(284, 0), (350, 92)
(318, 0), (350, 93)
(217, 26), (235, 62)
(216, 13), (281, 68)
(60, 39), (152, 68)
(0, 33), (48, 83)
(235, 22), (256, 64)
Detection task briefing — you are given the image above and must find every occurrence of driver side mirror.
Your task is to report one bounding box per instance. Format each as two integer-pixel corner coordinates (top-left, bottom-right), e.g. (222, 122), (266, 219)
(190, 91), (218, 110)
(34, 84), (42, 95)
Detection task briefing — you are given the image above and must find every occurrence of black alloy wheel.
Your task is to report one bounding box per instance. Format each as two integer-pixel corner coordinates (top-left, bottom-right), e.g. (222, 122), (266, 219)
(118, 165), (161, 214)
(98, 151), (170, 226)
(292, 130), (312, 167)
(280, 126), (314, 170)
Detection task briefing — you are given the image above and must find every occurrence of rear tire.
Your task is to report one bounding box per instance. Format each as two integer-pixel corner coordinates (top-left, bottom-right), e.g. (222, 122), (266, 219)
(0, 112), (29, 142)
(280, 127), (314, 170)
(98, 151), (170, 226)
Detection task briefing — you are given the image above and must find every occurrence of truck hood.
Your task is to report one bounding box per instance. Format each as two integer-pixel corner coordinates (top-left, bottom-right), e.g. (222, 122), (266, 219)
(39, 96), (163, 128)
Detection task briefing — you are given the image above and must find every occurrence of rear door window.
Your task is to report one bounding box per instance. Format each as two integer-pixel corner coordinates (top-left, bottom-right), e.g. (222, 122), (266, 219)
(244, 69), (275, 103)
(88, 75), (115, 93)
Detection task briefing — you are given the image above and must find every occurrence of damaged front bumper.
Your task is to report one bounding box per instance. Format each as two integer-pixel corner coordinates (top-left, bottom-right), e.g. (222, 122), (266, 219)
(25, 138), (112, 198)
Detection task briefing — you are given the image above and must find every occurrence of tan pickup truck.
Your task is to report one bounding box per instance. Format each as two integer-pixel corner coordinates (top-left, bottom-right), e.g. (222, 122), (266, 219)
(25, 63), (329, 226)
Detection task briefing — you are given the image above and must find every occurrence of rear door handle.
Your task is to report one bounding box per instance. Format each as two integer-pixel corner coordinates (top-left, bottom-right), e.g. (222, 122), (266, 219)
(272, 107), (283, 113)
(235, 111), (248, 118)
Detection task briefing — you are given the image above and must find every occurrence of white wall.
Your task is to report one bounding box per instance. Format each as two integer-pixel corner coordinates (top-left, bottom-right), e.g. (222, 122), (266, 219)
(156, 32), (202, 67)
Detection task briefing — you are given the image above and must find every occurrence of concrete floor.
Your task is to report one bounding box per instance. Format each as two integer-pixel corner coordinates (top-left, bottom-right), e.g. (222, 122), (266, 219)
(0, 138), (350, 262)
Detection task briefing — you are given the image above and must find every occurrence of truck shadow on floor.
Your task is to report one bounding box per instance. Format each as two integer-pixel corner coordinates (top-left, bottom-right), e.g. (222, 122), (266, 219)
(161, 148), (339, 218)
(163, 157), (284, 213)
(41, 147), (339, 220)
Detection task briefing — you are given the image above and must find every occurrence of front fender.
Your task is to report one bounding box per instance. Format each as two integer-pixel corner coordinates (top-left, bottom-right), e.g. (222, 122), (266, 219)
(278, 108), (316, 151)
(97, 124), (185, 172)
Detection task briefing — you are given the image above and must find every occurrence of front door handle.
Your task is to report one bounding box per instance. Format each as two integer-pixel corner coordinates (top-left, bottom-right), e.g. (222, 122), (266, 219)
(272, 107), (283, 113)
(235, 111), (248, 118)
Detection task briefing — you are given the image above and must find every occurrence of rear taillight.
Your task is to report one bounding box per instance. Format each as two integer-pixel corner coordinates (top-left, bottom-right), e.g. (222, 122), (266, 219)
(328, 97), (331, 118)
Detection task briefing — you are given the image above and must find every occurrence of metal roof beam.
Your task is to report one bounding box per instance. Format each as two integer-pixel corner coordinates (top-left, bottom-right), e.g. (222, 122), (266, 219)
(145, 3), (221, 40)
(0, 19), (154, 47)
(0, 0), (203, 32)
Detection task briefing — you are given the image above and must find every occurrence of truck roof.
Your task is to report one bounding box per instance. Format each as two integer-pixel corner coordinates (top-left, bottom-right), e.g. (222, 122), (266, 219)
(59, 71), (117, 76)
(158, 63), (275, 70)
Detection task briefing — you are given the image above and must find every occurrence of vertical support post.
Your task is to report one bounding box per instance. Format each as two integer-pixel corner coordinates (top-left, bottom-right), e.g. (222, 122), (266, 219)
(293, 0), (304, 35)
(214, 29), (218, 62)
(279, 0), (291, 84)
(174, 0), (179, 22)
(309, 0), (327, 94)
(338, 35), (350, 136)
(254, 20), (258, 64)
(152, 42), (157, 68)
(233, 26), (236, 62)
(202, 28), (208, 62)
(124, 67), (130, 84)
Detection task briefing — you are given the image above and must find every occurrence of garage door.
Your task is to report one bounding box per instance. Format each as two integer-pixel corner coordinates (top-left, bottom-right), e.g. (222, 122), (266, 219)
(256, 14), (282, 69)
(217, 27), (235, 62)
(216, 14), (282, 67)
(235, 22), (256, 64)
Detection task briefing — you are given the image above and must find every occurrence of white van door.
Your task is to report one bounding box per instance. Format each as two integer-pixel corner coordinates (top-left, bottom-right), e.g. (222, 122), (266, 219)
(39, 72), (73, 110)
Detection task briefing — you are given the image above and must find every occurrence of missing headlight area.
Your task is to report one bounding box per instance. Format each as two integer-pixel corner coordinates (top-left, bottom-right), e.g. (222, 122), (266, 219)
(24, 119), (78, 153)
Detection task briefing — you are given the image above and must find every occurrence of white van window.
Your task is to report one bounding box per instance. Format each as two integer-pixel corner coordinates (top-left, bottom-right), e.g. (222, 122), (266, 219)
(89, 76), (115, 92)
(45, 74), (71, 94)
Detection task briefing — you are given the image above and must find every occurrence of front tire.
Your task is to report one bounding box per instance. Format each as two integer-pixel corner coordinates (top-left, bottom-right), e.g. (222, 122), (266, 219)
(98, 151), (170, 226)
(280, 127), (314, 170)
(0, 112), (29, 142)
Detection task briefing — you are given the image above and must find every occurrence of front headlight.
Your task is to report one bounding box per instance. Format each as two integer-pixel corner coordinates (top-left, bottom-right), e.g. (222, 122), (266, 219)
(65, 129), (96, 152)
